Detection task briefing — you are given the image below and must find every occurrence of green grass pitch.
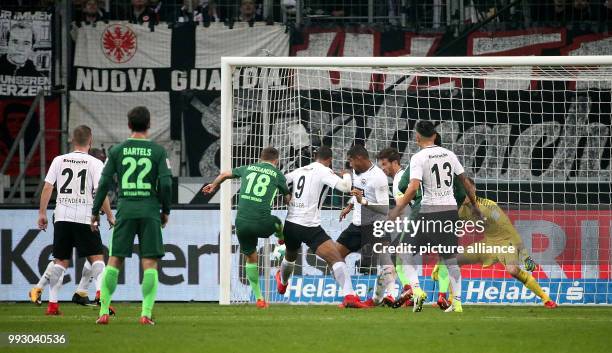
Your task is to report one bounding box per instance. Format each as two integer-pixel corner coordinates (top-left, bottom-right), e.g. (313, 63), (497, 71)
(1, 303), (611, 353)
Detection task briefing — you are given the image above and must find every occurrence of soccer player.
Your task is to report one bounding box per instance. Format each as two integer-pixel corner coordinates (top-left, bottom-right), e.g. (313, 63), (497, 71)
(376, 147), (413, 303)
(336, 144), (395, 307)
(30, 147), (113, 309)
(92, 106), (173, 325)
(434, 176), (558, 309)
(203, 147), (291, 309)
(28, 148), (115, 306)
(276, 146), (367, 308)
(392, 133), (467, 310)
(389, 120), (480, 313)
(34, 125), (114, 315)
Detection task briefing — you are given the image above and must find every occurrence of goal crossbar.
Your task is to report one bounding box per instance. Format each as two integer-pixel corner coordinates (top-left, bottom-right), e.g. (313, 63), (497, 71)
(218, 55), (612, 305)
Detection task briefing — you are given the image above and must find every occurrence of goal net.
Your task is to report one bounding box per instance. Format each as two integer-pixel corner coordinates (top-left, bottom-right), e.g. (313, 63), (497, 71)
(219, 56), (612, 305)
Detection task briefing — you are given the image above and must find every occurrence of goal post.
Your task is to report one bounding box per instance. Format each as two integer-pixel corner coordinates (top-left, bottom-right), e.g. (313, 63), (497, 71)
(219, 55), (612, 305)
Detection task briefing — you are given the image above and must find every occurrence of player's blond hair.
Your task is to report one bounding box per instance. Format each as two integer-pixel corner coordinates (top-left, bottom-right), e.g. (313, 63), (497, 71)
(72, 125), (92, 147)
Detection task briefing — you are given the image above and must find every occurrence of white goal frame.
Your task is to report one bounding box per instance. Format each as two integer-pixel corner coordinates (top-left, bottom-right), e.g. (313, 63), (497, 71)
(218, 55), (612, 305)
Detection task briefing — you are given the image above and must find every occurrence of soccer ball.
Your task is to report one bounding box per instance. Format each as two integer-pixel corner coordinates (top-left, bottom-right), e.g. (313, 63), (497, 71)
(270, 244), (286, 262)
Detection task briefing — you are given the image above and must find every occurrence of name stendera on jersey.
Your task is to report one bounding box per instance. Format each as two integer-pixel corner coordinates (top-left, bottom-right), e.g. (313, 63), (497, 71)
(45, 151), (104, 224)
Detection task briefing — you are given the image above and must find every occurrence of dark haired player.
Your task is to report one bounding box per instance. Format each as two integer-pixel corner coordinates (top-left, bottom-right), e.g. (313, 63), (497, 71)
(92, 106), (173, 325)
(277, 146), (368, 308)
(392, 133), (467, 309)
(389, 120), (480, 313)
(376, 147), (414, 303)
(337, 144), (395, 307)
(203, 147), (291, 309)
(35, 125), (114, 315)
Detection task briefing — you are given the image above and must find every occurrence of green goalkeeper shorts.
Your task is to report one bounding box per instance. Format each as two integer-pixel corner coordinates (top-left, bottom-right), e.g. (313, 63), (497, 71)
(235, 215), (282, 256)
(109, 218), (165, 259)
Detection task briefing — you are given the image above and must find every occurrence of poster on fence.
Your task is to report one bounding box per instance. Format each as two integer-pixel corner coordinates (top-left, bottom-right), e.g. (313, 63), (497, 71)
(0, 9), (52, 97)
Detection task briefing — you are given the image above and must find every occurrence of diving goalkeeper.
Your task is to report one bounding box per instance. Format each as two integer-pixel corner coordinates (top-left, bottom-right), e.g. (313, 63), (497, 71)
(433, 177), (558, 309)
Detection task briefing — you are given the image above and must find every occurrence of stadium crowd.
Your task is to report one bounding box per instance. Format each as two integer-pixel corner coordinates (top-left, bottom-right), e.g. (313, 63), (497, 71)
(4, 1), (612, 26)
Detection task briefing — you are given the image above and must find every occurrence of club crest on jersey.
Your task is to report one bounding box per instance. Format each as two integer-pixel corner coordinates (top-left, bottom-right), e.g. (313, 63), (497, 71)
(361, 178), (366, 184)
(101, 24), (137, 63)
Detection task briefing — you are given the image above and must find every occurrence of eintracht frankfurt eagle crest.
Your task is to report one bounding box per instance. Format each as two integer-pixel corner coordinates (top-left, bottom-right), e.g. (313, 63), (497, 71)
(101, 24), (137, 63)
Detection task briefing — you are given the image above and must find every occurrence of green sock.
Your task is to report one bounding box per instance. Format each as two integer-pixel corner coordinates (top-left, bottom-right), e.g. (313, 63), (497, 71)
(395, 262), (410, 287)
(395, 232), (409, 287)
(141, 268), (158, 318)
(99, 266), (119, 316)
(437, 264), (450, 293)
(245, 263), (263, 300)
(274, 221), (284, 242)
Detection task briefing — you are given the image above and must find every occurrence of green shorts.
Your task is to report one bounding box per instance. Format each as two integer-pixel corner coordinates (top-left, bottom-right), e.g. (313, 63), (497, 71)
(235, 215), (282, 256)
(109, 218), (165, 258)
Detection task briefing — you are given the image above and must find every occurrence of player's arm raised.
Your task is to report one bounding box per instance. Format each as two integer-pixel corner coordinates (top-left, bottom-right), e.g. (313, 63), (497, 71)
(319, 168), (353, 221)
(202, 170), (234, 194)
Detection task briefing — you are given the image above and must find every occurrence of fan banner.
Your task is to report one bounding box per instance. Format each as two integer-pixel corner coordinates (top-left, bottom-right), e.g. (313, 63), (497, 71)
(0, 9), (53, 97)
(0, 209), (609, 302)
(70, 22), (290, 172)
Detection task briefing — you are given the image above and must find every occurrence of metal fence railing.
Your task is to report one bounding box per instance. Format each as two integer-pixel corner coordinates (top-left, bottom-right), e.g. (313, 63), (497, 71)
(0, 91), (47, 204)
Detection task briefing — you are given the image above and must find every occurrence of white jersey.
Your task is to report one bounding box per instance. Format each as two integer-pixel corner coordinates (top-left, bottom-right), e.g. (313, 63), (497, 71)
(409, 145), (464, 209)
(392, 168), (405, 202)
(285, 162), (345, 227)
(44, 151), (104, 225)
(351, 164), (389, 226)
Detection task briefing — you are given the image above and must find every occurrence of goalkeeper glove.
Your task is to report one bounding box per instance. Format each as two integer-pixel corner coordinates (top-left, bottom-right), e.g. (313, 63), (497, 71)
(524, 256), (536, 272)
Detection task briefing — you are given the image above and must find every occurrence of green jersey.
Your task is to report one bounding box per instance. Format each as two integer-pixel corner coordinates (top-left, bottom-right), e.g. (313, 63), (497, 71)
(232, 162), (290, 221)
(92, 138), (172, 220)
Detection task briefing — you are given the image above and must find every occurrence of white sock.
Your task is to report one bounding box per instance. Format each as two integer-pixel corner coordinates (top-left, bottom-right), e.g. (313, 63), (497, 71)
(279, 258), (294, 286)
(90, 261), (105, 294)
(332, 261), (355, 296)
(383, 265), (397, 297)
(399, 253), (420, 289)
(75, 261), (93, 294)
(48, 264), (66, 303)
(444, 257), (462, 301)
(36, 261), (54, 289)
(373, 265), (396, 302)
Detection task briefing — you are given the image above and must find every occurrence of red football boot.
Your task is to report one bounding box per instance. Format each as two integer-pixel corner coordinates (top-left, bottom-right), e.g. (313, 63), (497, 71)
(392, 285), (413, 308)
(382, 295), (395, 307)
(45, 302), (62, 316)
(256, 299), (269, 309)
(139, 316), (156, 325)
(275, 271), (288, 295)
(341, 294), (369, 309)
(363, 298), (376, 307)
(544, 300), (558, 309)
(96, 314), (109, 325)
(436, 293), (451, 310)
